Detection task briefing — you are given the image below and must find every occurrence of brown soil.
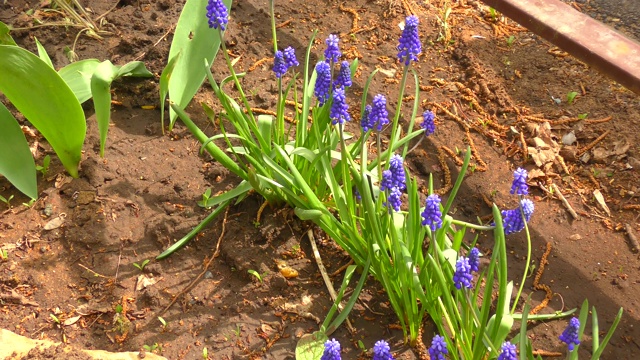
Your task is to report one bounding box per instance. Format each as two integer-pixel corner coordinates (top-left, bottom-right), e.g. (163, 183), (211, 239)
(1, 0), (639, 359)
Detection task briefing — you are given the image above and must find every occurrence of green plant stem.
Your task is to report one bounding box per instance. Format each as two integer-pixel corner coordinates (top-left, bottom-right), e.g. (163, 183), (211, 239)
(269, 0), (277, 53)
(511, 198), (532, 314)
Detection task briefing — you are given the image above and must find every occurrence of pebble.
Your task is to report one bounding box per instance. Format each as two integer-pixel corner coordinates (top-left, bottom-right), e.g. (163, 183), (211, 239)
(204, 271), (214, 279)
(569, 234), (582, 241)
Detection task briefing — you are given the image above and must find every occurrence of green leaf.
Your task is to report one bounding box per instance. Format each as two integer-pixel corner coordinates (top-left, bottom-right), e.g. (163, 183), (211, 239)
(160, 53), (181, 132)
(295, 331), (328, 360)
(91, 60), (119, 157)
(0, 102), (37, 199)
(166, 0), (232, 129)
(0, 21), (16, 46)
(0, 45), (85, 178)
(34, 38), (53, 69)
(59, 59), (100, 104)
(117, 61), (153, 78)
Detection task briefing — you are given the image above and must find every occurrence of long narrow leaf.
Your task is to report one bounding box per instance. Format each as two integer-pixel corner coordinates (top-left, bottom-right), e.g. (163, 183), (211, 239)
(90, 60), (119, 157)
(59, 59), (100, 104)
(0, 45), (85, 178)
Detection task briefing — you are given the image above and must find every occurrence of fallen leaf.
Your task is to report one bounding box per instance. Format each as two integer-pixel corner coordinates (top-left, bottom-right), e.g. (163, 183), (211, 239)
(63, 315), (81, 326)
(136, 274), (159, 291)
(593, 189), (611, 217)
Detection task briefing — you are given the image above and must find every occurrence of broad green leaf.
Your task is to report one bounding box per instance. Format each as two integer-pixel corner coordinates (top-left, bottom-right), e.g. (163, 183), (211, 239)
(90, 60), (153, 156)
(0, 21), (16, 46)
(295, 331), (327, 360)
(166, 0), (232, 129)
(34, 37), (53, 69)
(0, 45), (85, 178)
(91, 60), (119, 157)
(0, 102), (37, 199)
(59, 59), (100, 104)
(117, 61), (153, 78)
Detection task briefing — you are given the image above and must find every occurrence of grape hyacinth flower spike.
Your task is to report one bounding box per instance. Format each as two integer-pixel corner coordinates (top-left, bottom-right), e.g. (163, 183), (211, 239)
(559, 317), (581, 352)
(372, 340), (394, 360)
(370, 94), (390, 132)
(334, 61), (352, 88)
(421, 194), (443, 231)
(360, 105), (373, 132)
(422, 110), (436, 136)
(283, 46), (299, 69)
(453, 256), (473, 289)
(468, 247), (480, 273)
(325, 34), (341, 63)
(511, 167), (529, 196)
(497, 341), (517, 360)
(397, 15), (421, 66)
(321, 338), (341, 360)
(501, 198), (534, 235)
(330, 87), (350, 125)
(206, 0), (229, 30)
(428, 335), (448, 360)
(314, 61), (331, 105)
(272, 50), (287, 78)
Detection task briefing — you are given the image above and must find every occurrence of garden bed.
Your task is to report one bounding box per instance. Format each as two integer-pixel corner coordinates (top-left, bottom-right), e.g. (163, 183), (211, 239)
(1, 0), (639, 358)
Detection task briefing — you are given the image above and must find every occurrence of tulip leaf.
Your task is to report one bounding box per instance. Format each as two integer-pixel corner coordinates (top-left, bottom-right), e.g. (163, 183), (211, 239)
(0, 45), (85, 178)
(0, 102), (37, 199)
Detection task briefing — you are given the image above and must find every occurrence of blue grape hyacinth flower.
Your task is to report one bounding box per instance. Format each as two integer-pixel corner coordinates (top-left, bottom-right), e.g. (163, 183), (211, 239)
(360, 105), (373, 132)
(283, 46), (299, 69)
(421, 194), (443, 231)
(453, 256), (473, 289)
(397, 15), (421, 66)
(330, 87), (350, 125)
(468, 247), (480, 272)
(422, 110), (436, 136)
(206, 0), (229, 30)
(325, 34), (341, 63)
(314, 61), (332, 105)
(370, 94), (390, 131)
(372, 340), (394, 360)
(334, 61), (352, 88)
(321, 338), (341, 360)
(559, 317), (581, 352)
(428, 335), (448, 360)
(380, 155), (405, 191)
(384, 187), (403, 213)
(501, 198), (534, 235)
(497, 341), (517, 360)
(272, 50), (287, 78)
(511, 168), (529, 196)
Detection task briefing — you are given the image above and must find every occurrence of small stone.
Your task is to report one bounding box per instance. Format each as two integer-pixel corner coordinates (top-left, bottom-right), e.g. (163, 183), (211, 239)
(204, 271), (214, 279)
(40, 246), (47, 253)
(569, 234), (582, 241)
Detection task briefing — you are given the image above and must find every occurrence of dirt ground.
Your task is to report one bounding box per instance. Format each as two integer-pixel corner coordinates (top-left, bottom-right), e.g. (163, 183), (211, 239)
(1, 0), (639, 359)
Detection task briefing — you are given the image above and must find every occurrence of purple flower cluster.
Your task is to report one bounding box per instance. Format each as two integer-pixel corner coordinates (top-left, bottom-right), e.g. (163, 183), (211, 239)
(272, 50), (287, 78)
(372, 340), (394, 360)
(422, 110), (436, 136)
(502, 198), (534, 235)
(321, 338), (341, 360)
(360, 105), (373, 131)
(559, 317), (581, 352)
(381, 155), (406, 212)
(325, 34), (341, 63)
(421, 194), (442, 231)
(468, 247), (480, 272)
(206, 0), (229, 30)
(361, 94), (389, 132)
(497, 341), (517, 360)
(283, 46), (299, 68)
(510, 168), (529, 195)
(397, 15), (421, 66)
(314, 61), (332, 105)
(334, 61), (352, 88)
(330, 87), (350, 125)
(453, 256), (473, 289)
(428, 335), (448, 360)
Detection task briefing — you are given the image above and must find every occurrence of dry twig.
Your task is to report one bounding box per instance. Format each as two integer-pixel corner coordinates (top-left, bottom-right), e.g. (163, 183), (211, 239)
(550, 183), (579, 220)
